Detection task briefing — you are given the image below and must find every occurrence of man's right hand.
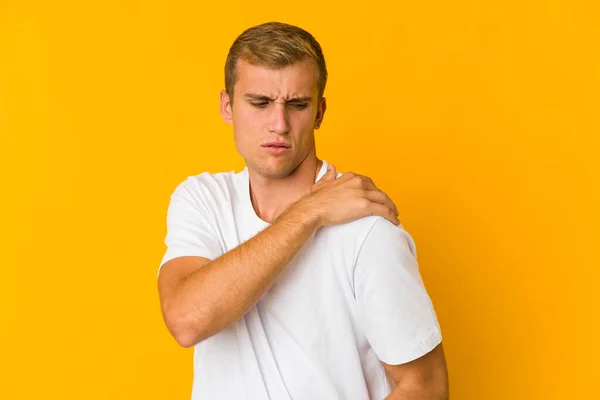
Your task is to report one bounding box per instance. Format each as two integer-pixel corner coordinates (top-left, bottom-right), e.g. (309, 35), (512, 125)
(291, 164), (401, 228)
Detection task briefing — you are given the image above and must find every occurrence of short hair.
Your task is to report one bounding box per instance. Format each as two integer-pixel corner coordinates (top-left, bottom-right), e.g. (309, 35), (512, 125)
(225, 22), (328, 102)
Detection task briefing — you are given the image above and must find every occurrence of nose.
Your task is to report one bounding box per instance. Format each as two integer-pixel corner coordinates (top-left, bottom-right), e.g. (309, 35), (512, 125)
(268, 102), (290, 134)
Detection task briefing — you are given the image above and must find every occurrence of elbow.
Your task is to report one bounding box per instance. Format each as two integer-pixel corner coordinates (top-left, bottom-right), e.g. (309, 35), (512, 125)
(173, 330), (198, 349)
(163, 300), (213, 348)
(168, 317), (198, 348)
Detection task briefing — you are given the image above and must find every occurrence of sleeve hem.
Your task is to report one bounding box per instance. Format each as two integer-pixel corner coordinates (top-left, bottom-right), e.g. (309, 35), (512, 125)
(157, 248), (222, 277)
(376, 327), (443, 366)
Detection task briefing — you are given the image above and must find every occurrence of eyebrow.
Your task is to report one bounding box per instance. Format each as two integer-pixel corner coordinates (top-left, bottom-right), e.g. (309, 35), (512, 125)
(244, 94), (312, 102)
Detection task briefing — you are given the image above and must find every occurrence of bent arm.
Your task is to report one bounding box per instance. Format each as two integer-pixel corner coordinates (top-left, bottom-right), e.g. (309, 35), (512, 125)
(158, 205), (320, 348)
(158, 167), (401, 348)
(352, 217), (447, 398)
(384, 343), (449, 399)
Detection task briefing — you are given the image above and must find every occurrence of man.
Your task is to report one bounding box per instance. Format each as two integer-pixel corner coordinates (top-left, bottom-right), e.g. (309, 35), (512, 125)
(158, 22), (448, 399)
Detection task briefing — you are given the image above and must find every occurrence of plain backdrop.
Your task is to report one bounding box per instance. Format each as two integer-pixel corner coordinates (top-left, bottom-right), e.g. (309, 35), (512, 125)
(1, 1), (598, 399)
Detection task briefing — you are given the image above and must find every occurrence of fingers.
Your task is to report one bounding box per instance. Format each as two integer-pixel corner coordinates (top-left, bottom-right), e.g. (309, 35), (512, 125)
(325, 163), (337, 179)
(312, 164), (335, 192)
(339, 173), (400, 221)
(339, 172), (375, 191)
(365, 202), (401, 225)
(355, 175), (398, 217)
(363, 189), (399, 216)
(311, 168), (401, 227)
(316, 163), (336, 182)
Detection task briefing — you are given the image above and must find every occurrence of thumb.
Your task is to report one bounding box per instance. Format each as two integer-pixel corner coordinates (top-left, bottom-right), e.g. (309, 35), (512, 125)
(323, 163), (336, 180)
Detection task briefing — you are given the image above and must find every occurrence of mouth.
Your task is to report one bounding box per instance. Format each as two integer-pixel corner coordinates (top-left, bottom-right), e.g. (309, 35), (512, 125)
(262, 142), (291, 148)
(262, 142), (291, 154)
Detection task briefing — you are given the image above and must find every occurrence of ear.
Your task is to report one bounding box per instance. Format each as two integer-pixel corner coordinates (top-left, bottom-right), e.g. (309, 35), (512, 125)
(220, 90), (233, 124)
(315, 97), (327, 130)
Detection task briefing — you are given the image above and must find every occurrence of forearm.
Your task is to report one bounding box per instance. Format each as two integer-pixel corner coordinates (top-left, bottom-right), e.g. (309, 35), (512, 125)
(385, 386), (444, 400)
(174, 204), (320, 345)
(384, 376), (448, 400)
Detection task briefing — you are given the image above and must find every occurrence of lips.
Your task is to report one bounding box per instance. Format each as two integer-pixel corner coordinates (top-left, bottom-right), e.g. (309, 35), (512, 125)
(262, 142), (290, 148)
(262, 142), (290, 154)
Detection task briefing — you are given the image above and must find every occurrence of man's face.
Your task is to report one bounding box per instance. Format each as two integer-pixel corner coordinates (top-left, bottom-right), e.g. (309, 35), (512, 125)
(220, 59), (326, 179)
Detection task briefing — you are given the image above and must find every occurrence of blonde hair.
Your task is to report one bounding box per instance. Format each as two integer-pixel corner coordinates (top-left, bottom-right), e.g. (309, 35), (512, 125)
(225, 22), (328, 102)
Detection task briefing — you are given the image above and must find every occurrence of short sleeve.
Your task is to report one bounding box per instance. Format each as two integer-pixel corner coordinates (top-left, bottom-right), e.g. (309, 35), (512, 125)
(354, 217), (442, 365)
(158, 178), (224, 276)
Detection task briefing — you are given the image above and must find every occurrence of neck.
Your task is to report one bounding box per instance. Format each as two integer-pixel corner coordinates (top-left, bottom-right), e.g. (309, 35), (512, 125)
(248, 155), (323, 223)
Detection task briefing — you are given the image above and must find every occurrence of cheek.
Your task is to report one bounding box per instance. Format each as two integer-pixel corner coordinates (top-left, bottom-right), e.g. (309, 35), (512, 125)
(232, 111), (262, 155)
(232, 107), (256, 132)
(291, 111), (317, 132)
(234, 106), (263, 130)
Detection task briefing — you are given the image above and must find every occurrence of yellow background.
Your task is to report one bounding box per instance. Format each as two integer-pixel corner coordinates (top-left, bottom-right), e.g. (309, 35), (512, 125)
(1, 0), (598, 398)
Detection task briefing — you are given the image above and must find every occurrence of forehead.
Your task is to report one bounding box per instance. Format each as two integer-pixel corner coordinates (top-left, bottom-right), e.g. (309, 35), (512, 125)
(234, 59), (319, 98)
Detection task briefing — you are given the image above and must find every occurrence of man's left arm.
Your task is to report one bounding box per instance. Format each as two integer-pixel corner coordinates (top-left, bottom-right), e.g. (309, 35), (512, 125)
(354, 217), (448, 399)
(383, 343), (448, 399)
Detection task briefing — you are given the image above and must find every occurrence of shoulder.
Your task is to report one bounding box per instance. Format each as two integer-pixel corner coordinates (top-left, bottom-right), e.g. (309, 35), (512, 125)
(325, 170), (417, 255)
(326, 215), (416, 258)
(165, 169), (245, 221)
(169, 169), (241, 202)
(321, 215), (403, 257)
(361, 217), (418, 258)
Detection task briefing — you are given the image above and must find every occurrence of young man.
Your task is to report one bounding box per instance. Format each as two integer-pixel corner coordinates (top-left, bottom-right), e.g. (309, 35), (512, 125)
(158, 22), (448, 399)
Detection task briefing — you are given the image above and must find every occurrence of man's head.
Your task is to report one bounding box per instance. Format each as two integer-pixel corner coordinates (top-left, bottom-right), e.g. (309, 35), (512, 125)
(220, 22), (328, 179)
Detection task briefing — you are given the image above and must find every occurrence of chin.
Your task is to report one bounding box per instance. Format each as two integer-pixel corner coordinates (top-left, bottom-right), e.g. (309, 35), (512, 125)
(252, 159), (298, 179)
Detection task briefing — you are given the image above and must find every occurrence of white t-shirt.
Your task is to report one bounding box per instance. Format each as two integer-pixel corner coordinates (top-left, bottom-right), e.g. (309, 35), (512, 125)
(159, 160), (442, 400)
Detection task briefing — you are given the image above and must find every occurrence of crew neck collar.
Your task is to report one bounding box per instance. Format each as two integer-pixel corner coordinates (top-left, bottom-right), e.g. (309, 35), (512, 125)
(242, 160), (329, 227)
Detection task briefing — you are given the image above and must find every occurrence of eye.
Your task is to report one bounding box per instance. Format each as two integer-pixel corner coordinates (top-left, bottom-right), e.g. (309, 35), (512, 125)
(251, 102), (269, 108)
(288, 103), (308, 110)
